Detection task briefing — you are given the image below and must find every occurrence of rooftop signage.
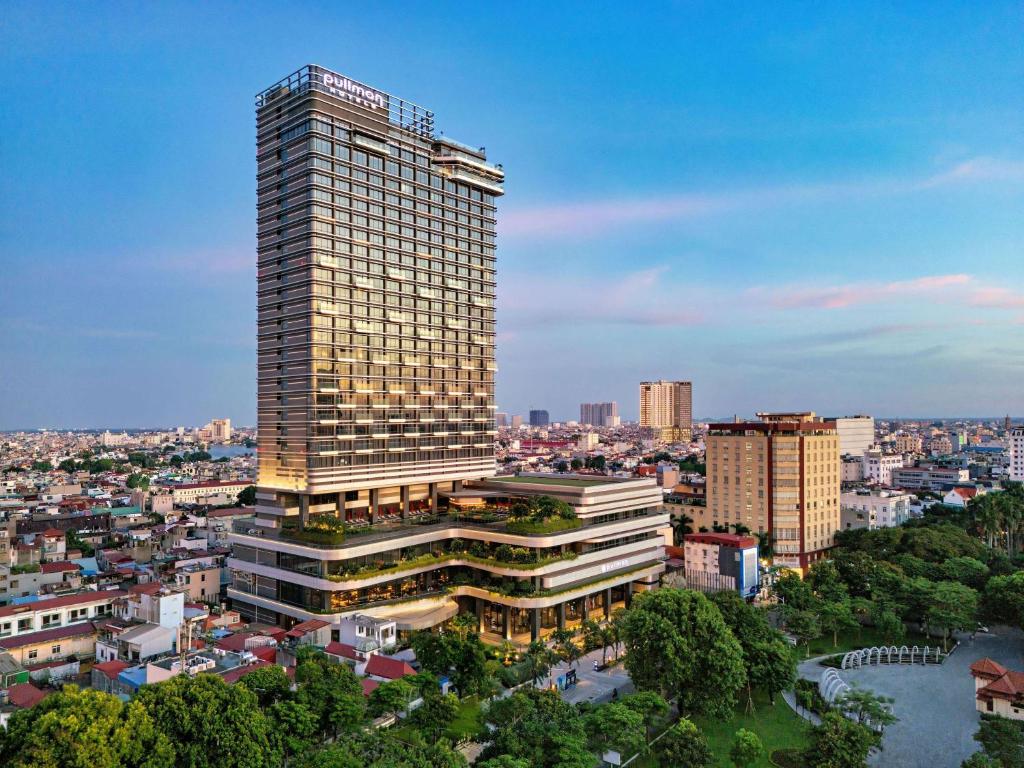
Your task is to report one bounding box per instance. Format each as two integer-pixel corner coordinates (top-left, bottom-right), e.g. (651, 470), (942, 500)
(321, 71), (387, 111)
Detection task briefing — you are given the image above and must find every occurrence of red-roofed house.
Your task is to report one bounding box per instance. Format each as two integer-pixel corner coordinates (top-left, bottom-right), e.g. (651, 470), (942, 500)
(91, 659), (131, 694)
(360, 677), (380, 697)
(944, 486), (986, 508)
(325, 641), (363, 665)
(364, 654), (416, 682)
(284, 619), (330, 647)
(7, 682), (47, 709)
(972, 657), (1024, 718)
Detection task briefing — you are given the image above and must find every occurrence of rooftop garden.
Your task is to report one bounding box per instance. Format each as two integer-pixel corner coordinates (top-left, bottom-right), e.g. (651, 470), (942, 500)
(504, 495), (582, 535)
(280, 515), (346, 545)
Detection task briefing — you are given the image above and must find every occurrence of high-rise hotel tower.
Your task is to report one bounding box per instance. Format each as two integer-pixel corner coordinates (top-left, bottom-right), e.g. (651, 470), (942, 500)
(230, 66), (667, 642)
(254, 65), (501, 524)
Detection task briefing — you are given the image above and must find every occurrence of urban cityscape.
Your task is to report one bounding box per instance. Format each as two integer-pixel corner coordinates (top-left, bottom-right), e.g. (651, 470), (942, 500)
(2, 4), (1023, 768)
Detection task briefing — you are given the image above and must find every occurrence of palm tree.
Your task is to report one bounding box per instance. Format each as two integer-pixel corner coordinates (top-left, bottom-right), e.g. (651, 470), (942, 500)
(524, 639), (554, 686)
(970, 495), (1001, 550)
(731, 523), (751, 536)
(599, 625), (615, 665)
(551, 628), (582, 670)
(755, 531), (774, 560)
(670, 514), (694, 545)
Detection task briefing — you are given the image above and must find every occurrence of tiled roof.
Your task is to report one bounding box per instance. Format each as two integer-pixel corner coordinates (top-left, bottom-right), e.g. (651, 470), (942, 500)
(93, 660), (131, 680)
(0, 622), (96, 649)
(0, 590), (126, 619)
(971, 658), (1008, 678)
(364, 654), (416, 680)
(360, 677), (380, 697)
(7, 682), (47, 709)
(40, 561), (81, 574)
(325, 642), (360, 660)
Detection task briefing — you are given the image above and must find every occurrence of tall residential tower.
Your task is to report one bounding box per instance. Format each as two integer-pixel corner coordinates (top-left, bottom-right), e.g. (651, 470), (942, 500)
(639, 380), (692, 442)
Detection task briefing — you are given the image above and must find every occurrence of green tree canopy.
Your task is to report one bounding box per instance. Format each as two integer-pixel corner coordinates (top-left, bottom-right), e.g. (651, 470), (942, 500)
(803, 711), (874, 768)
(134, 673), (280, 768)
(730, 728), (764, 768)
(0, 685), (174, 768)
(622, 588), (746, 718)
(655, 719), (714, 768)
(480, 687), (591, 768)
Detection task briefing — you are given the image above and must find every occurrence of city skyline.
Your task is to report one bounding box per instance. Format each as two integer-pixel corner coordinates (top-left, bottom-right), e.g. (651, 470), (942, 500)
(3, 2), (1024, 429)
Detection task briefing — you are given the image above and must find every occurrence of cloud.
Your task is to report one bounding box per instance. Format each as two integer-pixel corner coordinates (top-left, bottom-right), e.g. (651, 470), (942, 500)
(500, 156), (1024, 238)
(748, 273), (971, 310)
(501, 266), (704, 329)
(968, 286), (1024, 310)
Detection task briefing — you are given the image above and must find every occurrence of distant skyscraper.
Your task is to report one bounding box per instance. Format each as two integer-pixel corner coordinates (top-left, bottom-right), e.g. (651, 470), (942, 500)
(580, 402), (619, 427)
(639, 381), (692, 441)
(529, 410), (550, 427)
(495, 412), (509, 428)
(511, 415), (523, 429)
(1006, 414), (1013, 433)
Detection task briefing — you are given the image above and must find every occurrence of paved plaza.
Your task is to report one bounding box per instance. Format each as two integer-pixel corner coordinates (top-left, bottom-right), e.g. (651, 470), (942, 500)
(798, 629), (1024, 768)
(541, 646), (635, 706)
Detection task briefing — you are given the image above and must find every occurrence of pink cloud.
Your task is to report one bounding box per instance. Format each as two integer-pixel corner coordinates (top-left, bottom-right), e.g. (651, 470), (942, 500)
(499, 156), (1024, 239)
(969, 286), (1024, 309)
(750, 273), (972, 310)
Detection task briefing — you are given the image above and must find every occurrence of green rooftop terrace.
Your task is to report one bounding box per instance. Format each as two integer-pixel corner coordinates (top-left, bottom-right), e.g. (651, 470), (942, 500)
(486, 475), (611, 488)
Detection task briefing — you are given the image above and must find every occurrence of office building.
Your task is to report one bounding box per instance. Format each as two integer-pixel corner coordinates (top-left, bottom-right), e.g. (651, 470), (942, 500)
(529, 410), (550, 428)
(495, 412), (508, 428)
(580, 402), (619, 428)
(706, 412), (840, 572)
(230, 66), (667, 640)
(683, 533), (759, 599)
(1010, 428), (1024, 482)
(639, 380), (692, 442)
(830, 415), (874, 457)
(890, 465), (970, 491)
(208, 419), (232, 443)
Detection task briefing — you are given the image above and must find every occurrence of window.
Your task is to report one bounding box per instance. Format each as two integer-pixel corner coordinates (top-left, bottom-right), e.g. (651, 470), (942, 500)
(51, 645), (61, 654)
(28, 650), (37, 660)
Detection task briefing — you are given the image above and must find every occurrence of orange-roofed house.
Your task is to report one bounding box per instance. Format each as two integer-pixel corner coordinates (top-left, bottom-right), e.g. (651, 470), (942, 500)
(972, 658), (1024, 719)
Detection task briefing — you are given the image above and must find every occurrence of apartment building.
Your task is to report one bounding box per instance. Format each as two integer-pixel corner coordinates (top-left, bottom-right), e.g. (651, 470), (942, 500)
(170, 481), (250, 506)
(830, 415), (875, 457)
(862, 448), (903, 486)
(580, 402), (620, 428)
(682, 532), (759, 598)
(639, 380), (692, 442)
(1011, 428), (1024, 482)
(232, 66), (666, 643)
(706, 412), (840, 572)
(840, 488), (912, 530)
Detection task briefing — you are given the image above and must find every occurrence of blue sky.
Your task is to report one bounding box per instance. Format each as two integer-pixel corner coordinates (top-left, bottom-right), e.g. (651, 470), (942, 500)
(1, 1), (1023, 428)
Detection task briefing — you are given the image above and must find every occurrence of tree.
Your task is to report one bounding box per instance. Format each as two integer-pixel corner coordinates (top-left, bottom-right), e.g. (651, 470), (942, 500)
(580, 618), (604, 653)
(804, 711), (875, 768)
(58, 458), (77, 473)
(710, 590), (796, 706)
(785, 609), (822, 657)
(982, 571), (1024, 629)
(583, 702), (645, 760)
(834, 687), (897, 744)
(367, 678), (416, 720)
(478, 758), (531, 768)
(730, 728), (764, 768)
(134, 674), (279, 768)
(962, 753), (1003, 768)
(238, 664), (292, 707)
(621, 588), (746, 719)
(874, 608), (906, 645)
(408, 691), (460, 742)
(927, 581), (978, 650)
(655, 719), (714, 768)
(480, 688), (590, 768)
(268, 698), (319, 761)
(620, 691), (669, 737)
(238, 485), (257, 506)
(570, 458), (583, 471)
(299, 731), (466, 768)
(524, 639), (556, 686)
(974, 714), (1024, 768)
(126, 473), (150, 490)
(551, 627), (583, 670)
(817, 599), (859, 648)
(294, 650), (366, 738)
(942, 556), (990, 590)
(450, 632), (490, 696)
(0, 685), (174, 768)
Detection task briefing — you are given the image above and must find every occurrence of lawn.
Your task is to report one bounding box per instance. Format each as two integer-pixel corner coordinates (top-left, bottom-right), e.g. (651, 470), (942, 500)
(801, 625), (932, 657)
(445, 696), (484, 741)
(635, 689), (810, 768)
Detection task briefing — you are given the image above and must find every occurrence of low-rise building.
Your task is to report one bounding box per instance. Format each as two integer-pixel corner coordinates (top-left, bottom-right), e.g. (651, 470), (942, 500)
(972, 658), (1024, 719)
(682, 532), (759, 599)
(862, 448), (903, 486)
(943, 485), (985, 508)
(840, 489), (913, 530)
(891, 465), (970, 491)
